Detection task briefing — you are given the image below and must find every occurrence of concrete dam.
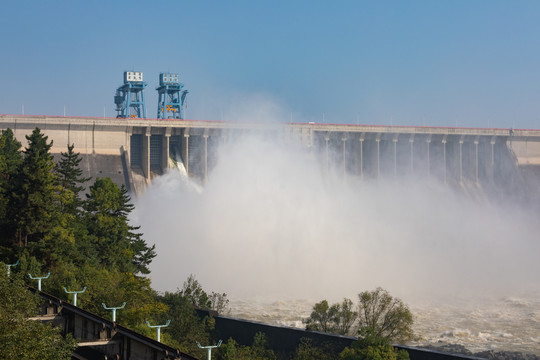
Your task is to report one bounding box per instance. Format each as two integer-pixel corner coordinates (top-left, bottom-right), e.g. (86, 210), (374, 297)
(2, 114), (540, 200)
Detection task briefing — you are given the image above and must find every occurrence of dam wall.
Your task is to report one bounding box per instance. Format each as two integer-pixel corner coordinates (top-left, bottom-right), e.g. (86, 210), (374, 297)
(2, 114), (540, 198)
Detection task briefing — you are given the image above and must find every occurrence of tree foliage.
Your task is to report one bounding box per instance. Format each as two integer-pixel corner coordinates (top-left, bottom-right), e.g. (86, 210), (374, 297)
(357, 288), (414, 343)
(180, 274), (211, 308)
(304, 300), (339, 333)
(1, 128), (156, 277)
(158, 288), (214, 357)
(304, 298), (358, 335)
(304, 289), (414, 343)
(0, 128), (241, 358)
(0, 128), (22, 181)
(339, 329), (409, 360)
(0, 129), (22, 252)
(55, 144), (91, 214)
(180, 274), (230, 313)
(217, 332), (277, 360)
(0, 128), (160, 327)
(291, 338), (339, 360)
(84, 177), (155, 274)
(0, 267), (77, 359)
(10, 128), (60, 250)
(336, 298), (358, 335)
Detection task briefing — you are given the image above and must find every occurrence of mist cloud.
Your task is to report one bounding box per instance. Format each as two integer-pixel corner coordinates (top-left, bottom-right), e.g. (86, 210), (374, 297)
(131, 134), (540, 304)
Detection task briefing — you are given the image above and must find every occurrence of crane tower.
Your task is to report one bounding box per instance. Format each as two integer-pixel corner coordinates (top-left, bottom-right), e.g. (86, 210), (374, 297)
(114, 71), (147, 118)
(156, 73), (188, 119)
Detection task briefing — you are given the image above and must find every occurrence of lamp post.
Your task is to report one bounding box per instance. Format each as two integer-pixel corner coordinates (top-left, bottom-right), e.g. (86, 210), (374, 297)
(146, 320), (170, 342)
(196, 340), (222, 360)
(6, 260), (18, 277)
(28, 272), (50, 291)
(102, 302), (126, 322)
(64, 287), (87, 307)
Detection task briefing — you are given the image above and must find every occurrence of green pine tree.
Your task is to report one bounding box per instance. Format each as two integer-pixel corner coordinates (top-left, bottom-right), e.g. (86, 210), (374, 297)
(0, 129), (24, 258)
(9, 128), (61, 253)
(55, 144), (91, 214)
(40, 144), (94, 270)
(84, 177), (155, 274)
(0, 128), (22, 180)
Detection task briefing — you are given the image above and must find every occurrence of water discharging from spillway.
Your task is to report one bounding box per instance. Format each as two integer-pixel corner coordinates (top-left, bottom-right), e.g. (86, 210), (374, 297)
(167, 156), (203, 194)
(132, 136), (540, 355)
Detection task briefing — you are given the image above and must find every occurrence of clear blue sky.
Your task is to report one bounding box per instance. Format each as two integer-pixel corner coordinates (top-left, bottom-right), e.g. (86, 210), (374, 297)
(1, 0), (540, 128)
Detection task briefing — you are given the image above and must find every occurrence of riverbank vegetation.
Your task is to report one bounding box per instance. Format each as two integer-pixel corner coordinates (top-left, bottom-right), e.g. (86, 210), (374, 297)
(304, 288), (414, 342)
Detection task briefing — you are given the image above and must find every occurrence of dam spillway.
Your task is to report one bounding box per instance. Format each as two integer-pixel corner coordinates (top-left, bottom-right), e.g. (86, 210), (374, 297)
(2, 114), (540, 200)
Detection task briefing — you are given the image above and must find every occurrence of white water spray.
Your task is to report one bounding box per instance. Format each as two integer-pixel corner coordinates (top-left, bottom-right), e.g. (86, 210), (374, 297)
(131, 134), (540, 354)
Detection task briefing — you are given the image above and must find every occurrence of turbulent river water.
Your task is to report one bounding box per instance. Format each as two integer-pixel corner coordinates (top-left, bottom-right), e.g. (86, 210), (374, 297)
(133, 136), (540, 357)
(227, 294), (540, 355)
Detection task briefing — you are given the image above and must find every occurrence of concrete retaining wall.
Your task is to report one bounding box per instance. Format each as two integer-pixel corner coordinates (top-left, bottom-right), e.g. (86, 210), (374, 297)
(194, 309), (486, 360)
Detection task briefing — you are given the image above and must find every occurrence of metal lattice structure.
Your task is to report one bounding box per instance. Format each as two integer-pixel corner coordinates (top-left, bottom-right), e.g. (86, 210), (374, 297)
(156, 73), (188, 119)
(114, 71), (147, 118)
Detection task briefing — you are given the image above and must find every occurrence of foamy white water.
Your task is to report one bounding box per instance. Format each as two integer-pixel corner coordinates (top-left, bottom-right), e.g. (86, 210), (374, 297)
(131, 135), (540, 356)
(410, 295), (540, 355)
(228, 294), (540, 355)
